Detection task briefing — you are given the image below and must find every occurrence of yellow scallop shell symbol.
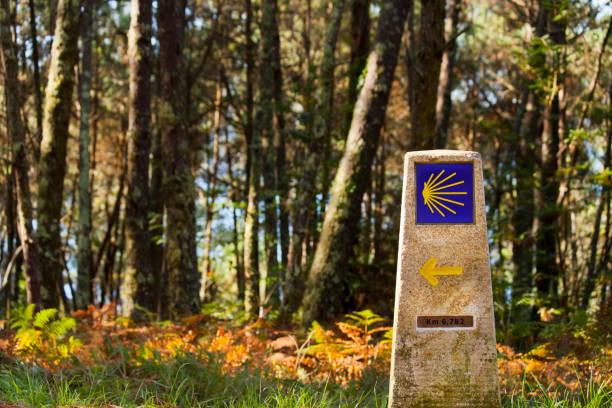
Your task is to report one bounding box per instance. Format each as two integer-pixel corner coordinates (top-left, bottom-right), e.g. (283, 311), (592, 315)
(422, 170), (467, 217)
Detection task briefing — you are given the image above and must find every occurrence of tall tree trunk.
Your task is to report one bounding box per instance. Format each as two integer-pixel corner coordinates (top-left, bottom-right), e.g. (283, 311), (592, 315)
(342, 0), (370, 136)
(36, 0), (80, 309)
(200, 78), (222, 303)
(302, 0), (409, 327)
(258, 0), (280, 308)
(28, 0), (43, 161)
(434, 0), (460, 148)
(76, 0), (93, 310)
(123, 0), (154, 319)
(510, 90), (538, 326)
(409, 0), (445, 150)
(284, 0), (346, 316)
(510, 6), (547, 328)
(243, 0), (259, 316)
(0, 0), (42, 309)
(243, 145), (261, 316)
(149, 59), (164, 315)
(226, 133), (245, 301)
(535, 1), (565, 310)
(158, 0), (200, 317)
(510, 5), (547, 330)
(269, 0), (289, 277)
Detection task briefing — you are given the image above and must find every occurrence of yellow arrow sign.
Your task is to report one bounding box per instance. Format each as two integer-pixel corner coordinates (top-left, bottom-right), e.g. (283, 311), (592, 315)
(419, 257), (462, 286)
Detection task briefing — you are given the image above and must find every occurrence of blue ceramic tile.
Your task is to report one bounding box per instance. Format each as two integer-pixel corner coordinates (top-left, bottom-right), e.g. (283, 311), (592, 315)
(415, 162), (474, 224)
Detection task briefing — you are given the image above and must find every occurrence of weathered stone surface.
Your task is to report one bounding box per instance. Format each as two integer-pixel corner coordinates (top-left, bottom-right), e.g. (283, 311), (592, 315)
(389, 150), (500, 407)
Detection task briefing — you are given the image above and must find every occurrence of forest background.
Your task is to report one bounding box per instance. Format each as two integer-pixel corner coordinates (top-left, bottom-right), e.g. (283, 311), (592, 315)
(0, 0), (610, 406)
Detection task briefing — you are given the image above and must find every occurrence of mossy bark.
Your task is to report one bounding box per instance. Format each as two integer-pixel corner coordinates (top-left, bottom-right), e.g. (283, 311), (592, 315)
(123, 0), (154, 319)
(158, 0), (200, 317)
(0, 0), (42, 309)
(36, 0), (80, 309)
(342, 0), (370, 137)
(302, 0), (409, 327)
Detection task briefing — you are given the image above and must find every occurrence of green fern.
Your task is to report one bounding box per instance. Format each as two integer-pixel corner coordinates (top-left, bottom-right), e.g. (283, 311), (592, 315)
(33, 308), (58, 328)
(10, 304), (36, 331)
(9, 304), (80, 359)
(47, 317), (75, 338)
(345, 309), (385, 329)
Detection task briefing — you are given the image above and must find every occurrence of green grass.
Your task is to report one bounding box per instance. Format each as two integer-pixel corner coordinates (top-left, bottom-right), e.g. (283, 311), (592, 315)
(0, 351), (388, 407)
(503, 370), (611, 408)
(0, 352), (609, 407)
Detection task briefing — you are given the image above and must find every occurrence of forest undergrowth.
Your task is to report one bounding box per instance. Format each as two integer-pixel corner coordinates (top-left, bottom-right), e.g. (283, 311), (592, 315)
(0, 304), (609, 407)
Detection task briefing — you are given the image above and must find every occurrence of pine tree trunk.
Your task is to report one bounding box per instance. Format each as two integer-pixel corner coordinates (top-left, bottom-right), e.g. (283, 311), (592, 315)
(36, 0), (80, 308)
(226, 135), (245, 301)
(243, 152), (261, 316)
(268, 0), (289, 277)
(76, 0), (93, 310)
(535, 1), (565, 309)
(243, 0), (259, 316)
(200, 79), (222, 303)
(258, 0), (280, 308)
(510, 89), (538, 326)
(302, 0), (409, 327)
(0, 0), (42, 309)
(510, 6), (547, 328)
(510, 6), (547, 327)
(149, 66), (164, 316)
(284, 0), (345, 315)
(123, 0), (154, 319)
(434, 0), (460, 148)
(343, 0), (370, 136)
(158, 0), (200, 317)
(409, 0), (445, 150)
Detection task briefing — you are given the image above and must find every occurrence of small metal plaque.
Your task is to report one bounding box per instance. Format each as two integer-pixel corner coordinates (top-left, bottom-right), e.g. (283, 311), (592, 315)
(417, 315), (474, 329)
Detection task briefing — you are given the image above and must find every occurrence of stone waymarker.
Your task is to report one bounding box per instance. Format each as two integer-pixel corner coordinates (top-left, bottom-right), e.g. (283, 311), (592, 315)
(389, 150), (500, 408)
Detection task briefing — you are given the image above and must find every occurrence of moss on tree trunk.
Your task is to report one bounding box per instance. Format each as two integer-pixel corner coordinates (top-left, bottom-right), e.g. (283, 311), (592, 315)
(302, 0), (409, 327)
(158, 0), (200, 317)
(36, 0), (80, 308)
(123, 0), (154, 319)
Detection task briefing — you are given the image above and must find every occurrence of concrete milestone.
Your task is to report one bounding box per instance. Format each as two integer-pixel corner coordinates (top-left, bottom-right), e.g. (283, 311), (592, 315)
(389, 150), (500, 407)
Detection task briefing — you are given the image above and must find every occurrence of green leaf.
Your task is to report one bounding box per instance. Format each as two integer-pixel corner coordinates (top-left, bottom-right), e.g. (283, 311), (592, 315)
(33, 308), (58, 328)
(24, 304), (36, 323)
